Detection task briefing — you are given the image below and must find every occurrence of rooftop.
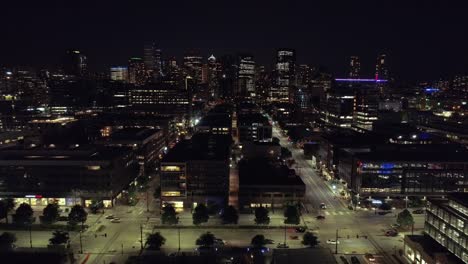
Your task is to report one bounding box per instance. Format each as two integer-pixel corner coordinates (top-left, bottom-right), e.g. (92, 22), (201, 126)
(238, 158), (305, 186)
(197, 114), (231, 127)
(162, 133), (232, 162)
(237, 113), (270, 126)
(109, 128), (161, 141)
(347, 148), (467, 162)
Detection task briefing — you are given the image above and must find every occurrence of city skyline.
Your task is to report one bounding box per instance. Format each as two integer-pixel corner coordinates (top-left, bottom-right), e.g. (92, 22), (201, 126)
(2, 1), (468, 81)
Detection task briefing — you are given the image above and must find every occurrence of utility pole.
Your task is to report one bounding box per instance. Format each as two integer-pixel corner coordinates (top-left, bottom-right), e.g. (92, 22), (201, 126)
(29, 224), (32, 248)
(146, 189), (149, 212)
(140, 224), (143, 250)
(121, 243), (124, 255)
(178, 226), (181, 252)
(79, 230), (83, 253)
(283, 225), (287, 245)
(335, 229), (339, 254)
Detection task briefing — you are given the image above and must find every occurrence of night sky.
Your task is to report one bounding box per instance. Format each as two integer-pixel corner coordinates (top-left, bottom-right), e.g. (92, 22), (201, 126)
(2, 1), (468, 82)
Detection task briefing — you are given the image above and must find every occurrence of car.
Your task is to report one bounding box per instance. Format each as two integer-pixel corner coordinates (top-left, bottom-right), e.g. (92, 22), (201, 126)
(350, 256), (361, 264)
(413, 209), (425, 214)
(340, 256), (350, 264)
(390, 223), (400, 229)
(214, 238), (225, 247)
(105, 215), (114, 219)
(276, 243), (289, 249)
(290, 235), (299, 240)
(385, 230), (398, 237)
(168, 252), (178, 257)
(316, 215), (326, 220)
(365, 253), (375, 262)
(110, 219), (121, 223)
(378, 211), (391, 215)
(265, 239), (274, 245)
(320, 203), (327, 209)
(326, 239), (340, 245)
(295, 227), (306, 233)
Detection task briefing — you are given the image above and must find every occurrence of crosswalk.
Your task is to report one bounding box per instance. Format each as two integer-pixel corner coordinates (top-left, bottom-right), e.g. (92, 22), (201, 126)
(323, 211), (354, 216)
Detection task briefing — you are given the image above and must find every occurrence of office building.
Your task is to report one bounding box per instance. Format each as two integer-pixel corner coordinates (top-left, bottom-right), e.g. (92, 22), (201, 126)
(207, 54), (220, 98)
(338, 147), (468, 197)
(0, 145), (139, 208)
(128, 57), (147, 86)
(375, 53), (388, 80)
(110, 66), (128, 82)
(404, 193), (468, 264)
(129, 84), (190, 117)
(238, 158), (305, 210)
(62, 49), (87, 77)
(183, 51), (203, 83)
(237, 54), (255, 98)
(143, 42), (163, 80)
(237, 113), (272, 142)
(349, 56), (361, 78)
(160, 133), (232, 211)
(270, 49), (296, 102)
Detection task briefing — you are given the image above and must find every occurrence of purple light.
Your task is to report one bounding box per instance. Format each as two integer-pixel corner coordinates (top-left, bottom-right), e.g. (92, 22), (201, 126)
(335, 78), (388, 82)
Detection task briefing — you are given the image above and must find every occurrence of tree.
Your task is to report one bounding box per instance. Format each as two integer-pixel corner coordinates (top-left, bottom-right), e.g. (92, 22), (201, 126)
(379, 203), (392, 211)
(136, 175), (149, 192)
(68, 205), (87, 229)
(42, 203), (60, 224)
(196, 232), (215, 247)
(397, 209), (414, 229)
(0, 199), (15, 224)
(146, 232), (166, 250)
(13, 203), (33, 225)
(0, 232), (16, 250)
(284, 205), (300, 225)
(221, 206), (239, 224)
(272, 137), (280, 145)
(254, 207), (270, 225)
(251, 234), (267, 248)
(49, 230), (70, 245)
(161, 204), (178, 225)
(192, 203), (209, 225)
(302, 232), (319, 247)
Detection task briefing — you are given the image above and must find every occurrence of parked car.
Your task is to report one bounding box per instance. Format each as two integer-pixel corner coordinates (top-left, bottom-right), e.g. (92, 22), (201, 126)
(265, 239), (274, 245)
(365, 253), (375, 262)
(350, 256), (361, 264)
(110, 219), (121, 223)
(390, 223), (400, 229)
(295, 227), (306, 233)
(320, 203), (327, 209)
(385, 230), (398, 237)
(413, 209), (425, 214)
(289, 235), (299, 240)
(105, 215), (114, 219)
(326, 239), (340, 245)
(276, 243), (289, 249)
(316, 215), (326, 220)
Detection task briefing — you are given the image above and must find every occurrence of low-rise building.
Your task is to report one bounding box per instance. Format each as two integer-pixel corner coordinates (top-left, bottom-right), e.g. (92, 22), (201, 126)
(160, 133), (232, 211)
(238, 158), (305, 210)
(403, 193), (468, 264)
(237, 113), (272, 142)
(0, 145), (139, 208)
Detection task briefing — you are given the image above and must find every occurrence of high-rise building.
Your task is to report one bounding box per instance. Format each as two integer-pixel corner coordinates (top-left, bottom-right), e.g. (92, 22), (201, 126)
(375, 54), (388, 80)
(207, 55), (220, 98)
(296, 64), (311, 87)
(270, 49), (296, 102)
(218, 55), (237, 99)
(110, 67), (128, 82)
(183, 51), (203, 83)
(349, 56), (361, 78)
(143, 42), (163, 80)
(452, 75), (468, 99)
(62, 49), (87, 77)
(128, 57), (147, 86)
(237, 54), (255, 98)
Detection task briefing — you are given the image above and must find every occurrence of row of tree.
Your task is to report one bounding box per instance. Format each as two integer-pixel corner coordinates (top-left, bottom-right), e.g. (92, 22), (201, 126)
(161, 203), (301, 225)
(0, 200), (88, 229)
(0, 230), (71, 251)
(144, 231), (319, 251)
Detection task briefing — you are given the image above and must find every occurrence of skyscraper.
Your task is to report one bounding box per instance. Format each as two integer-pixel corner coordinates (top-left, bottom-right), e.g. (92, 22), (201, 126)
(110, 67), (129, 82)
(143, 42), (163, 80)
(207, 55), (220, 98)
(375, 54), (388, 80)
(270, 49), (295, 102)
(128, 57), (147, 86)
(62, 49), (87, 76)
(237, 54), (255, 98)
(183, 51), (203, 83)
(349, 56), (361, 78)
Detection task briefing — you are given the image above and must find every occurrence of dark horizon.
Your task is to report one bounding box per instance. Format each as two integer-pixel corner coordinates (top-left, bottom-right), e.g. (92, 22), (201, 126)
(2, 1), (468, 82)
